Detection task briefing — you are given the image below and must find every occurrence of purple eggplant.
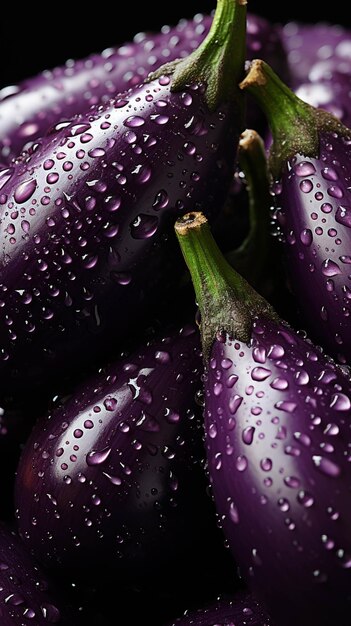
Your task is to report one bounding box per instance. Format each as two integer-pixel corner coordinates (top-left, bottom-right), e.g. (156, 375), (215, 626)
(295, 72), (351, 128)
(281, 21), (351, 87)
(168, 591), (271, 625)
(175, 211), (351, 626)
(0, 13), (287, 163)
(0, 523), (72, 624)
(14, 324), (236, 596)
(0, 0), (247, 400)
(240, 60), (351, 364)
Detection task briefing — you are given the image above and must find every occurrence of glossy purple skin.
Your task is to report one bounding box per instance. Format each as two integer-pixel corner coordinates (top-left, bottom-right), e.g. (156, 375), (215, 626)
(281, 21), (351, 87)
(0, 74), (238, 397)
(169, 591), (271, 625)
(272, 132), (351, 363)
(0, 13), (287, 163)
(205, 315), (351, 625)
(0, 523), (72, 625)
(14, 326), (229, 587)
(296, 72), (351, 128)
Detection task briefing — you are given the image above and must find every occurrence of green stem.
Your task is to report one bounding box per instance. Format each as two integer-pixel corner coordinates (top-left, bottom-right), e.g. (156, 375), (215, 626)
(227, 129), (272, 288)
(149, 0), (247, 112)
(240, 60), (350, 178)
(175, 212), (277, 358)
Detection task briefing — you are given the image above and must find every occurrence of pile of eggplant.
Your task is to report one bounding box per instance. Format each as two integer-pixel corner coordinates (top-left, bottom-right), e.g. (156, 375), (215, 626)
(1, 0), (351, 623)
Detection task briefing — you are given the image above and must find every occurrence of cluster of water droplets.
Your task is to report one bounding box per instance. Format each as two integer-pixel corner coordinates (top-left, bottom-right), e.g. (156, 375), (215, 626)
(0, 73), (232, 386)
(0, 529), (63, 623)
(281, 21), (351, 86)
(0, 11), (283, 163)
(204, 316), (351, 585)
(270, 133), (351, 362)
(15, 327), (207, 572)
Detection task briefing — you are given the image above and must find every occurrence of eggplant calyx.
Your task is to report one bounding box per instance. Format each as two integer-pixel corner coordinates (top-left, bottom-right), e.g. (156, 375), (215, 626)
(175, 211), (277, 359)
(148, 0), (247, 112)
(240, 59), (351, 179)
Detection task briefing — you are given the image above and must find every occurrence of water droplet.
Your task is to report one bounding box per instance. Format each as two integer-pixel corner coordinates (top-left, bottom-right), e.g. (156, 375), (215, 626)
(321, 259), (341, 276)
(152, 189), (169, 210)
(86, 446), (111, 466)
(321, 534), (335, 550)
(335, 204), (351, 227)
(251, 366), (271, 381)
(330, 392), (351, 411)
(208, 423), (217, 439)
(270, 377), (289, 390)
(294, 431), (311, 447)
(131, 213), (158, 239)
(236, 455), (248, 472)
(104, 397), (117, 411)
(294, 161), (316, 176)
(313, 455), (341, 477)
(300, 179), (313, 193)
(284, 476), (300, 488)
(111, 271), (132, 286)
(132, 163), (152, 183)
(41, 603), (61, 623)
(226, 374), (238, 388)
(221, 357), (233, 369)
(328, 186), (343, 199)
(260, 457), (272, 471)
(5, 593), (25, 606)
(150, 114), (169, 125)
(295, 370), (309, 385)
(14, 178), (36, 203)
(275, 400), (297, 413)
(278, 497), (290, 512)
(229, 395), (243, 414)
(321, 167), (338, 181)
(242, 426), (255, 445)
(229, 500), (240, 523)
(324, 423), (339, 436)
(103, 472), (122, 486)
(82, 254), (98, 269)
(297, 490), (314, 507)
(321, 202), (333, 214)
(155, 350), (171, 364)
(268, 344), (285, 359)
(124, 115), (145, 128)
(300, 228), (313, 246)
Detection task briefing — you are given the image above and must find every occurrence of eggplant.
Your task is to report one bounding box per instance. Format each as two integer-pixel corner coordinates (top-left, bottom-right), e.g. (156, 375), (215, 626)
(0, 13), (287, 164)
(168, 591), (271, 625)
(296, 72), (351, 128)
(281, 21), (351, 87)
(175, 211), (351, 626)
(240, 60), (351, 364)
(14, 324), (236, 596)
(0, 523), (72, 624)
(0, 0), (247, 400)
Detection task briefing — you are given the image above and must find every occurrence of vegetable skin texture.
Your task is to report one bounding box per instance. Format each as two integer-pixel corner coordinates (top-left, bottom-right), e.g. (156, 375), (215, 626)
(175, 212), (351, 626)
(296, 72), (351, 128)
(0, 13), (287, 163)
(281, 21), (351, 87)
(241, 59), (351, 364)
(168, 591), (271, 625)
(0, 0), (246, 398)
(14, 325), (232, 590)
(0, 523), (72, 624)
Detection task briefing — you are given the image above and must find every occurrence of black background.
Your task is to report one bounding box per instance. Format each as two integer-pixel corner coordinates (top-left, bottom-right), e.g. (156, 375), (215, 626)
(1, 2), (351, 88)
